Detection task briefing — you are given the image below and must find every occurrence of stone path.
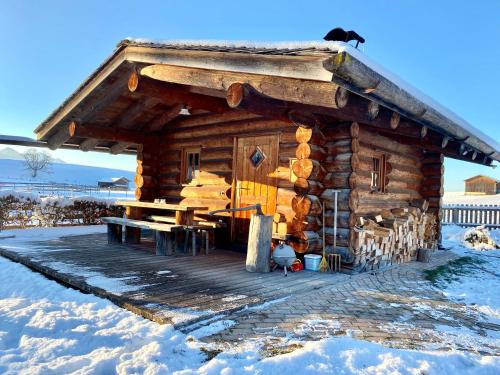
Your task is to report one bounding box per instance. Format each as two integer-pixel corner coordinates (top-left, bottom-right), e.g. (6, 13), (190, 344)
(192, 251), (500, 356)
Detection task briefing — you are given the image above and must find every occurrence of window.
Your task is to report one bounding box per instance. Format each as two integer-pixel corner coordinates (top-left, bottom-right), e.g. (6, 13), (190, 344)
(181, 147), (201, 184)
(371, 154), (387, 193)
(249, 146), (266, 168)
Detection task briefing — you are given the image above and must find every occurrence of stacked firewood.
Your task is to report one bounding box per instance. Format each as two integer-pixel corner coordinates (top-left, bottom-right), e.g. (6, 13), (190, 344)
(349, 201), (437, 272)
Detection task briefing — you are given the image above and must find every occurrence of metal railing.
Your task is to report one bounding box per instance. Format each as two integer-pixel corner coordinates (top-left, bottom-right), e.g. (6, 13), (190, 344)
(0, 181), (131, 199)
(442, 204), (500, 229)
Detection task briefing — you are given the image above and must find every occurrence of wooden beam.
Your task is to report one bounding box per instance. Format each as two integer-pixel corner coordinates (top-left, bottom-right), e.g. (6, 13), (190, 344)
(47, 121), (77, 150)
(441, 136), (450, 149)
(79, 138), (100, 152)
(110, 142), (133, 155)
(112, 96), (159, 129)
(146, 104), (183, 131)
(139, 63), (346, 110)
(226, 82), (292, 122)
(128, 72), (229, 113)
(70, 122), (155, 144)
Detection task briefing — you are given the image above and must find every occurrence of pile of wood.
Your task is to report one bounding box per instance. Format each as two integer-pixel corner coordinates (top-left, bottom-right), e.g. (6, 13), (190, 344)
(348, 201), (437, 272)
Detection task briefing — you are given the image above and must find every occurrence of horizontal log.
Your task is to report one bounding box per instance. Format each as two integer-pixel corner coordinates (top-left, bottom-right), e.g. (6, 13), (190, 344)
(324, 139), (352, 155)
(141, 64), (346, 111)
(292, 159), (326, 180)
(134, 174), (156, 188)
(201, 159), (232, 173)
(291, 216), (322, 232)
(169, 111), (261, 129)
(293, 230), (320, 241)
(296, 143), (327, 160)
(323, 210), (352, 228)
(165, 118), (289, 141)
(276, 188), (296, 206)
(294, 178), (325, 195)
(323, 172), (351, 189)
(128, 72), (229, 113)
(290, 238), (323, 253)
(161, 185), (232, 200)
(358, 127), (422, 158)
(292, 194), (322, 217)
(276, 205), (295, 223)
(296, 126), (327, 145)
(325, 227), (350, 244)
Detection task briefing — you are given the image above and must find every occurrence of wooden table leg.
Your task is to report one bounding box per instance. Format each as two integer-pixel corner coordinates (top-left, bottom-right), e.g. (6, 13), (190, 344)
(204, 230), (209, 255)
(125, 227), (141, 244)
(192, 229), (196, 256)
(155, 231), (173, 256)
(107, 223), (122, 244)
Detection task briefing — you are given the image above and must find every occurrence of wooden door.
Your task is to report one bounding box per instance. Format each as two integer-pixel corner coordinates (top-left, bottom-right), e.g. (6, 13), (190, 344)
(232, 134), (279, 242)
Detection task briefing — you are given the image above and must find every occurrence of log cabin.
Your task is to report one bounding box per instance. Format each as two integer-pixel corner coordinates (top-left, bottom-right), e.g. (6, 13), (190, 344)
(33, 38), (500, 272)
(464, 175), (499, 195)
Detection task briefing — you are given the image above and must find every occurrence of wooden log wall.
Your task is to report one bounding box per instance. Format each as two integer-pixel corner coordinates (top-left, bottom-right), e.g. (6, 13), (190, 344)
(151, 114), (296, 220)
(320, 122), (359, 261)
(135, 144), (160, 201)
(420, 152), (444, 244)
(289, 125), (326, 253)
(353, 127), (424, 216)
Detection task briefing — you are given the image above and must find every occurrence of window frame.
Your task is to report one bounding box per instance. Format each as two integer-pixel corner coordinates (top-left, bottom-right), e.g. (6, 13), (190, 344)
(181, 147), (201, 185)
(370, 154), (387, 193)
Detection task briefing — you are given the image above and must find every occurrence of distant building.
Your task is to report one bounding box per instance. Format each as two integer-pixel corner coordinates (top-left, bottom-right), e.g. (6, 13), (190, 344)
(464, 175), (498, 195)
(98, 177), (130, 190)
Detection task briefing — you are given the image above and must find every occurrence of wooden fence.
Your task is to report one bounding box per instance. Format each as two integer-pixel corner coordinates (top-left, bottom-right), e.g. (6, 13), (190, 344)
(442, 204), (500, 229)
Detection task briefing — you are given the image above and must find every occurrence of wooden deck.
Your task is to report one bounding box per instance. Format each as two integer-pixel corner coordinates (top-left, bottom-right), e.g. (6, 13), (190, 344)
(0, 232), (345, 328)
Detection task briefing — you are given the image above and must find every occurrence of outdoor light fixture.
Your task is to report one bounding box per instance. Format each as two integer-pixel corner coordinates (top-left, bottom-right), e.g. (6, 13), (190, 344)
(179, 106), (191, 115)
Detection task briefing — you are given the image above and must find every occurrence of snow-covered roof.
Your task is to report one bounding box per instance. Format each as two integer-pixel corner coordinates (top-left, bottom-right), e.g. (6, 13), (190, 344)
(98, 177), (130, 184)
(464, 175), (498, 183)
(34, 38), (499, 163)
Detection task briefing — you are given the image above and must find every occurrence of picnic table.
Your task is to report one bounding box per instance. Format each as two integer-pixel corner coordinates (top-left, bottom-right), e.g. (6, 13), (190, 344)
(102, 200), (210, 256)
(114, 200), (208, 225)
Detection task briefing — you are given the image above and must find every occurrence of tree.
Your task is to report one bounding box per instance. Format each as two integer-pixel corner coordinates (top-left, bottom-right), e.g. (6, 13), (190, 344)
(23, 149), (52, 178)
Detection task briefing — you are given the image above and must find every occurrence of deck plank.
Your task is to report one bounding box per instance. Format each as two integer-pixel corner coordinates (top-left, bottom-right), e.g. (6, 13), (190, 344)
(0, 233), (343, 327)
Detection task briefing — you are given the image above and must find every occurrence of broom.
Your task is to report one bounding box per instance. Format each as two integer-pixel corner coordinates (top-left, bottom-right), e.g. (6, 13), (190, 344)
(319, 203), (329, 272)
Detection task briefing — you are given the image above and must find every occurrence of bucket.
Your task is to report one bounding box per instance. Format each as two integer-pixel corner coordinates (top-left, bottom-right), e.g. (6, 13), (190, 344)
(304, 254), (322, 271)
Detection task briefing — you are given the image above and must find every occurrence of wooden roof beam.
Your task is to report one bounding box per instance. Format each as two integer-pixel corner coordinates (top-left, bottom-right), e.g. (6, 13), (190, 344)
(111, 96), (159, 130)
(47, 120), (156, 151)
(146, 104), (183, 131)
(128, 72), (229, 114)
(140, 64), (347, 110)
(110, 142), (133, 155)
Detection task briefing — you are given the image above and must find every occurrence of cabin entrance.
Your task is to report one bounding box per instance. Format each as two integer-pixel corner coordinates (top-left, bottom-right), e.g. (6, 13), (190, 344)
(231, 134), (279, 244)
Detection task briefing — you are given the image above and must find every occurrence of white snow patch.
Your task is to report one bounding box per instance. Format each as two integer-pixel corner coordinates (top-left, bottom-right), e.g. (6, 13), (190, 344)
(221, 294), (247, 302)
(189, 320), (236, 340)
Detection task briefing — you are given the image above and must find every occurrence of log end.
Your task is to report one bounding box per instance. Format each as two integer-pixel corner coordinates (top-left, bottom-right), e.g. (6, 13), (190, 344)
(226, 82), (245, 108)
(335, 87), (349, 109)
(68, 121), (77, 138)
(128, 72), (140, 92)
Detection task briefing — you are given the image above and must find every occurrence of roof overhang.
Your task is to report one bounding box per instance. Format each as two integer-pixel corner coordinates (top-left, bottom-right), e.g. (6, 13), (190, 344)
(34, 39), (499, 165)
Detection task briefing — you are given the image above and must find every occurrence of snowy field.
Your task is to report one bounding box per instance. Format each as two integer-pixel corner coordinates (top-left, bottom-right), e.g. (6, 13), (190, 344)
(443, 192), (500, 205)
(0, 226), (499, 374)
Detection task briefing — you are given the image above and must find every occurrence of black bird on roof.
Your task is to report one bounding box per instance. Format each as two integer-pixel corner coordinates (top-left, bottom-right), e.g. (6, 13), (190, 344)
(323, 27), (365, 48)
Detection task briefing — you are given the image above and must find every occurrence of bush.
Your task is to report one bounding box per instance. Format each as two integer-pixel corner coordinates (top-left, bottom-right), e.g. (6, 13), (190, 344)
(0, 192), (125, 229)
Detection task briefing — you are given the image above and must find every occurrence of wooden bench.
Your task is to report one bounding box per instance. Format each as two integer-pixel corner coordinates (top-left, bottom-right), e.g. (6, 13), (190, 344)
(102, 217), (184, 256)
(148, 215), (227, 255)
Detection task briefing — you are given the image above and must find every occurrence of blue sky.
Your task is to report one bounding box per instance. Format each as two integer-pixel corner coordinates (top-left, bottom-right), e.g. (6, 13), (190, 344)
(0, 0), (498, 191)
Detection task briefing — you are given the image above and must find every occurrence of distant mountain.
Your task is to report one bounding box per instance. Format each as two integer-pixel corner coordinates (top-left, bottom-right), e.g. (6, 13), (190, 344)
(0, 147), (66, 164)
(0, 159), (135, 186)
(0, 147), (23, 160)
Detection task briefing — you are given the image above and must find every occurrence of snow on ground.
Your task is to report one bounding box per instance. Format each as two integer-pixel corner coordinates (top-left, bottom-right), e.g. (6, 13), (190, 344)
(440, 226), (500, 328)
(443, 192), (500, 205)
(0, 226), (499, 374)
